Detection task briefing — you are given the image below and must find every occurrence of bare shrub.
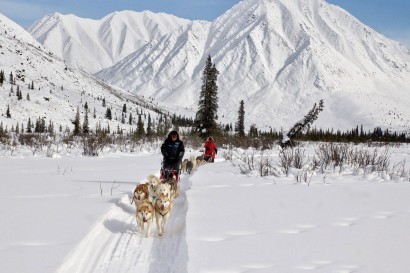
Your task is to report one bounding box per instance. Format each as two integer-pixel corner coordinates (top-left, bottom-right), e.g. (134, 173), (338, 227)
(277, 147), (307, 175)
(314, 142), (391, 174)
(221, 144), (234, 161)
(236, 149), (275, 177)
(81, 134), (110, 156)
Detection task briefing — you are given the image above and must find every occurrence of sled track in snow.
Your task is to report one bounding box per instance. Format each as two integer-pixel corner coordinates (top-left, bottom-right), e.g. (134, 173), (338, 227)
(57, 175), (190, 273)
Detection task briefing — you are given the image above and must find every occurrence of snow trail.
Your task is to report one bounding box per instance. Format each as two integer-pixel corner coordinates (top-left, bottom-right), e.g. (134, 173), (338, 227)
(56, 174), (190, 273)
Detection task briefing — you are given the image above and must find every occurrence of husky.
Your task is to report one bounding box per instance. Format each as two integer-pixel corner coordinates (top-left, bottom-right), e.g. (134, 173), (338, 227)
(163, 175), (179, 199)
(155, 193), (173, 236)
(136, 200), (155, 237)
(147, 174), (161, 200)
(186, 160), (193, 174)
(196, 155), (205, 167)
(156, 183), (172, 201)
(132, 183), (149, 210)
(181, 158), (188, 173)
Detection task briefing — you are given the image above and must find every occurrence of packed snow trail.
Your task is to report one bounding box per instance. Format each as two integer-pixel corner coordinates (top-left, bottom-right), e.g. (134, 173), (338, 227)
(56, 174), (190, 273)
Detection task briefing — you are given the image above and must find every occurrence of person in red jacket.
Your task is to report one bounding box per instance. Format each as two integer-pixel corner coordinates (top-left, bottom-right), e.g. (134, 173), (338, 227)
(203, 137), (217, 163)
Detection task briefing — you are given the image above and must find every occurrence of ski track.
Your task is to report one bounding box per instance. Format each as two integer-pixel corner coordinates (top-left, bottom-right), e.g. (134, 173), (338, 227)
(56, 175), (190, 273)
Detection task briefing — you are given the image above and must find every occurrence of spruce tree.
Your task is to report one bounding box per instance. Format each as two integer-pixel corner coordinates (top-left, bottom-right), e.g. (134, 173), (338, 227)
(128, 112), (133, 125)
(146, 114), (153, 136)
(27, 118), (32, 133)
(105, 107), (112, 120)
(136, 114), (145, 137)
(6, 105), (11, 118)
(83, 109), (89, 134)
(236, 100), (245, 138)
(195, 55), (219, 138)
(282, 99), (324, 147)
(0, 70), (4, 86)
(48, 120), (54, 134)
(122, 104), (127, 113)
(74, 107), (81, 135)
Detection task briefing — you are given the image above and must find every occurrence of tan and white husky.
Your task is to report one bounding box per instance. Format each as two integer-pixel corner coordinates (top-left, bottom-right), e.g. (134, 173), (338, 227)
(155, 193), (173, 236)
(136, 200), (155, 237)
(132, 183), (149, 210)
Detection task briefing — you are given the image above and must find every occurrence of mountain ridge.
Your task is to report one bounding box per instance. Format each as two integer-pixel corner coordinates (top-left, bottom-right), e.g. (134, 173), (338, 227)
(96, 0), (410, 131)
(28, 10), (191, 73)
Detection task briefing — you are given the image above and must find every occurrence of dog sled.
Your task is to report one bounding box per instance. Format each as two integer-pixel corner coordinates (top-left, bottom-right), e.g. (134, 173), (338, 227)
(160, 161), (181, 182)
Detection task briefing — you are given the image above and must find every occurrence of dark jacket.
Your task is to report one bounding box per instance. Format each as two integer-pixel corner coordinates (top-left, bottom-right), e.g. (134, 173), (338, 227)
(161, 132), (185, 169)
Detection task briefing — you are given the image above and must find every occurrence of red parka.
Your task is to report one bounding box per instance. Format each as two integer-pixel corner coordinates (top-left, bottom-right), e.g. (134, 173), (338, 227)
(204, 138), (217, 160)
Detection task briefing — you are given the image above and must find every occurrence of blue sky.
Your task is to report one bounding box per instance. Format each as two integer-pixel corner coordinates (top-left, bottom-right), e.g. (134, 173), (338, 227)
(1, 0), (409, 47)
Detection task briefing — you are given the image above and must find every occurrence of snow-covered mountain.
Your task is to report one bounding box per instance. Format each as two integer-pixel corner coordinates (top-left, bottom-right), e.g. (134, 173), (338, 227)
(28, 11), (191, 73)
(96, 0), (410, 132)
(0, 13), (165, 134)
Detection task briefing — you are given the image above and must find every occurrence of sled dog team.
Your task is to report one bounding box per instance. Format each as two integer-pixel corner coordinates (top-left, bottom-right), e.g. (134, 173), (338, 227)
(181, 155), (207, 174)
(132, 156), (208, 237)
(132, 174), (178, 237)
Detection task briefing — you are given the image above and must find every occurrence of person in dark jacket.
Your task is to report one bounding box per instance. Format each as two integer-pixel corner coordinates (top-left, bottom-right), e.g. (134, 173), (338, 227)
(161, 130), (185, 175)
(203, 136), (217, 163)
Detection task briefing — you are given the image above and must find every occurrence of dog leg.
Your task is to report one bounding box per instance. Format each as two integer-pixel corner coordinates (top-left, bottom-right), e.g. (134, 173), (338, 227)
(156, 215), (163, 236)
(146, 219), (152, 237)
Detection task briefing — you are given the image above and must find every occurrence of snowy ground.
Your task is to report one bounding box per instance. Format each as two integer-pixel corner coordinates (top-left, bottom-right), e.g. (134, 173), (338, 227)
(1, 145), (410, 273)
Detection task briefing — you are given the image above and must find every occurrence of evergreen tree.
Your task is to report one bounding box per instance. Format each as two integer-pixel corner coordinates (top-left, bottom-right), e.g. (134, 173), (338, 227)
(0, 70), (4, 86)
(122, 104), (127, 113)
(48, 120), (54, 134)
(146, 114), (153, 136)
(74, 107), (81, 135)
(105, 107), (112, 120)
(84, 101), (88, 110)
(16, 86), (22, 100)
(121, 113), (125, 124)
(128, 112), (133, 125)
(195, 55), (219, 138)
(35, 117), (46, 133)
(282, 99), (324, 147)
(6, 105), (11, 118)
(102, 98), (106, 107)
(236, 100), (245, 138)
(27, 118), (32, 133)
(83, 109), (89, 134)
(93, 108), (96, 119)
(9, 72), (13, 84)
(249, 124), (258, 138)
(136, 114), (145, 137)
(26, 93), (30, 101)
